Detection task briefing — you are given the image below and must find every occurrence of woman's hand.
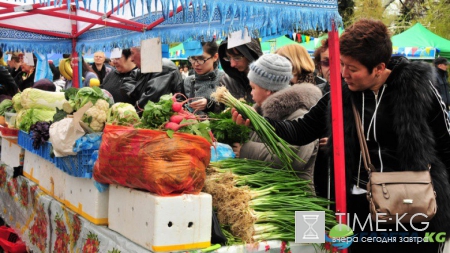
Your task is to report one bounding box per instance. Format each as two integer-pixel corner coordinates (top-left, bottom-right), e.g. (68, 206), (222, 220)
(189, 98), (207, 111)
(231, 108), (251, 127)
(319, 137), (328, 151)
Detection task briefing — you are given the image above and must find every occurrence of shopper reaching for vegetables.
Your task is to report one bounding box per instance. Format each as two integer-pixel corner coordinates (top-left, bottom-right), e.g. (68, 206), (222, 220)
(231, 19), (450, 253)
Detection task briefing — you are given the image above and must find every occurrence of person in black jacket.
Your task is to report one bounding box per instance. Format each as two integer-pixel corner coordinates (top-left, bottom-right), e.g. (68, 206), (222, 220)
(120, 46), (184, 110)
(233, 19), (450, 253)
(433, 57), (450, 112)
(0, 48), (19, 99)
(101, 49), (137, 105)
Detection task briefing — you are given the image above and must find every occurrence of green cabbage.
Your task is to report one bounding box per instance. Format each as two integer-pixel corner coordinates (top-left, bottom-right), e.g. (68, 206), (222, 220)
(12, 93), (22, 112)
(21, 88), (66, 111)
(18, 108), (56, 132)
(0, 99), (14, 116)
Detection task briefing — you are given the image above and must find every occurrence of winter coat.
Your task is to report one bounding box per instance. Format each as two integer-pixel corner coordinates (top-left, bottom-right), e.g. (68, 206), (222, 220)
(92, 64), (112, 85)
(240, 83), (322, 190)
(14, 70), (35, 91)
(184, 69), (224, 114)
(218, 38), (263, 104)
(0, 65), (18, 97)
(121, 58), (184, 109)
(434, 66), (450, 109)
(266, 57), (450, 237)
(101, 68), (137, 105)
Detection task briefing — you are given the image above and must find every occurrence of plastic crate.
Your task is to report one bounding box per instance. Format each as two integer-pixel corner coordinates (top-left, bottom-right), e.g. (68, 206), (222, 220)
(55, 149), (97, 178)
(17, 130), (56, 164)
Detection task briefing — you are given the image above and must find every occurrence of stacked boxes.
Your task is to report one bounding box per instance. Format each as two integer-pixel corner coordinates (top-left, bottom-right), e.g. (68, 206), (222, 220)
(64, 175), (109, 225)
(108, 185), (212, 252)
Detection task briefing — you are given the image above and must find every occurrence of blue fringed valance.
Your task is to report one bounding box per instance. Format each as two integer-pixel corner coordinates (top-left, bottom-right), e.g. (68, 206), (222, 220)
(0, 28), (71, 54)
(1, 0), (342, 54)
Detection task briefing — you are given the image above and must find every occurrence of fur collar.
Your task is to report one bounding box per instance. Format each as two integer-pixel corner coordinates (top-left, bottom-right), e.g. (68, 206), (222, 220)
(261, 83), (322, 120)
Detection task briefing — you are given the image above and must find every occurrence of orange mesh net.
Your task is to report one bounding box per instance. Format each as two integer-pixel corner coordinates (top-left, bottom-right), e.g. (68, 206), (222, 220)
(93, 124), (211, 196)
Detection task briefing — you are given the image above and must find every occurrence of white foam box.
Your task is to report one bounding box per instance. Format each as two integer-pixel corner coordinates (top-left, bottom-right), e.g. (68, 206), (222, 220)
(1, 137), (24, 168)
(22, 150), (41, 184)
(108, 185), (212, 252)
(64, 175), (109, 225)
(37, 155), (66, 203)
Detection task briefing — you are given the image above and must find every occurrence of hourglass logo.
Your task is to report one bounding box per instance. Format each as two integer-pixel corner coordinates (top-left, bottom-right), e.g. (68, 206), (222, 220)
(295, 211), (325, 243)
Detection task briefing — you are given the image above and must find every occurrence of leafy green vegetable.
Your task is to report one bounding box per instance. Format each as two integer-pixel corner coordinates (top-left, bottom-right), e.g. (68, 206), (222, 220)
(21, 88), (66, 110)
(208, 109), (252, 146)
(53, 108), (67, 123)
(12, 92), (22, 112)
(73, 87), (107, 111)
(140, 94), (174, 129)
(0, 99), (14, 116)
(19, 108), (56, 132)
(177, 119), (213, 143)
(63, 87), (78, 101)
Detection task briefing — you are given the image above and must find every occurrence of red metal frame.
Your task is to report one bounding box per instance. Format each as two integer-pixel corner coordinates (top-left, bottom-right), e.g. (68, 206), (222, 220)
(0, 0), (167, 39)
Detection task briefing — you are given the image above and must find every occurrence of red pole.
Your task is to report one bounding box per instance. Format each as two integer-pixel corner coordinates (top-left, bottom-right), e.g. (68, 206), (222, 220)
(328, 21), (348, 253)
(70, 4), (79, 88)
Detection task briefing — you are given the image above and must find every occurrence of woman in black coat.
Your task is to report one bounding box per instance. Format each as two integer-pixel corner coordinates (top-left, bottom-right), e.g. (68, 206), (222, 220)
(233, 19), (450, 253)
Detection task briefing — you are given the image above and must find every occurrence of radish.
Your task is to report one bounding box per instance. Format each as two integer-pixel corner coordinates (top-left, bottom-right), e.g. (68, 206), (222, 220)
(172, 93), (189, 113)
(172, 102), (185, 113)
(165, 122), (183, 131)
(164, 121), (197, 131)
(169, 115), (185, 124)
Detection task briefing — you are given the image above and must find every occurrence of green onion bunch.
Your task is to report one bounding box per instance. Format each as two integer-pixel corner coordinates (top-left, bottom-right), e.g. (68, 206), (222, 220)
(211, 87), (302, 170)
(204, 159), (336, 244)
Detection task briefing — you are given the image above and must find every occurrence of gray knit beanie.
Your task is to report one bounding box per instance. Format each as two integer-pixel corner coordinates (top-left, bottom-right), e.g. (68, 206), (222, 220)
(247, 54), (293, 91)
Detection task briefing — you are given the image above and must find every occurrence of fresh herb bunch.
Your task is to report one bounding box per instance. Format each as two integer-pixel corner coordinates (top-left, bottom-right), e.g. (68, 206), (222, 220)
(140, 94), (174, 129)
(208, 109), (252, 146)
(30, 121), (52, 149)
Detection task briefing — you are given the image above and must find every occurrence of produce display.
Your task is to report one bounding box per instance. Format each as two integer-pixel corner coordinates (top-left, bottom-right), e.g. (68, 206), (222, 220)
(204, 159), (336, 244)
(3, 87), (336, 252)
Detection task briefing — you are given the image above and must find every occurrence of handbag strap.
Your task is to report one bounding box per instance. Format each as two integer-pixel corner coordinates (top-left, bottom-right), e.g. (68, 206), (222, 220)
(352, 101), (376, 173)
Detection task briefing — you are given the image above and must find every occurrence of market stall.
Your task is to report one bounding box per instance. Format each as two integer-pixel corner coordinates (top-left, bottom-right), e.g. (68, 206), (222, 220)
(0, 0), (347, 252)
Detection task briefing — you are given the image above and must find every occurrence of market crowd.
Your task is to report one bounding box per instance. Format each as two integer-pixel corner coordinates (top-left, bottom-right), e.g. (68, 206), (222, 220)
(1, 17), (450, 253)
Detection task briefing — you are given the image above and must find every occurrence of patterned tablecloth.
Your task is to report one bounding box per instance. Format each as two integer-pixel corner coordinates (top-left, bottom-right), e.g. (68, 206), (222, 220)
(0, 161), (323, 253)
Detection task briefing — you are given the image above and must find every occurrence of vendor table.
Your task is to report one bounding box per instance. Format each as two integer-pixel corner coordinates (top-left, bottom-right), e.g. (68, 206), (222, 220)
(0, 142), (323, 253)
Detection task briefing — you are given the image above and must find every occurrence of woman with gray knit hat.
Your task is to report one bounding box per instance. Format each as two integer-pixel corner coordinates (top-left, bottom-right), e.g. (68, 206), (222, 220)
(234, 54), (322, 190)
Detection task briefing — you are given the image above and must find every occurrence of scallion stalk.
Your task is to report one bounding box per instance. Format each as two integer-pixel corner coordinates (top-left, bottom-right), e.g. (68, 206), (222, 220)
(211, 87), (303, 170)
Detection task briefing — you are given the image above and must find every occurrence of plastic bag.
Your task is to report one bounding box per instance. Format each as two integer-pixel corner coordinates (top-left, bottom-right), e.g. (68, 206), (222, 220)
(93, 124), (211, 196)
(49, 102), (92, 157)
(73, 133), (102, 152)
(210, 142), (235, 162)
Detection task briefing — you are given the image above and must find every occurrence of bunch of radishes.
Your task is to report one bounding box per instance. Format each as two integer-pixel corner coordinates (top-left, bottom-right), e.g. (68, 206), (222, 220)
(164, 93), (210, 132)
